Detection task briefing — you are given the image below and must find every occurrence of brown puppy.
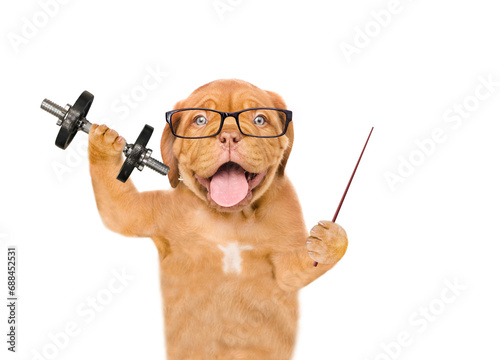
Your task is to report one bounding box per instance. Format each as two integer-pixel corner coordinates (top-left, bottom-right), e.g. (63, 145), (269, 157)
(88, 79), (348, 359)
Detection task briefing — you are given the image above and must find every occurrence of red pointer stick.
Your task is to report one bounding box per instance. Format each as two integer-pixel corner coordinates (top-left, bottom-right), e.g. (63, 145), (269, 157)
(313, 127), (374, 267)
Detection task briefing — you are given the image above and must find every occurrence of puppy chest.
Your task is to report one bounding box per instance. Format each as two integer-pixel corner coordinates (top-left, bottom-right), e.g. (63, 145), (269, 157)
(167, 236), (272, 277)
(216, 242), (254, 275)
(159, 240), (284, 329)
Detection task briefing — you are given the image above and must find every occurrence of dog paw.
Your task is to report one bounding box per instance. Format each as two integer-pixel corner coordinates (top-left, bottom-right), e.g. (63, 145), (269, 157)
(306, 221), (348, 265)
(88, 124), (125, 164)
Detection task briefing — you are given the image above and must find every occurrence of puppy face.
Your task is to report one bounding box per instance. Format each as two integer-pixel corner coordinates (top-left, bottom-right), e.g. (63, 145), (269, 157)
(161, 79), (294, 211)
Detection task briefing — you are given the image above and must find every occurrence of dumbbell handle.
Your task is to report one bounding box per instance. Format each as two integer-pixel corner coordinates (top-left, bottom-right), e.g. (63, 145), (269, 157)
(41, 99), (169, 176)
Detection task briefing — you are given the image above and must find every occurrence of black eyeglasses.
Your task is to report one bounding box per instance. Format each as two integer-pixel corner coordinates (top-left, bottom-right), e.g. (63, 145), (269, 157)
(165, 107), (292, 139)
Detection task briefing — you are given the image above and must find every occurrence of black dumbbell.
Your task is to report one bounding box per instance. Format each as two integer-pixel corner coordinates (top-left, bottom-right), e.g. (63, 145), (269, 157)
(41, 90), (169, 183)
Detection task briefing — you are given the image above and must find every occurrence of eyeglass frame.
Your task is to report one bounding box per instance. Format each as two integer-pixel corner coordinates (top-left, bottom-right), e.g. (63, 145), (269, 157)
(165, 107), (293, 139)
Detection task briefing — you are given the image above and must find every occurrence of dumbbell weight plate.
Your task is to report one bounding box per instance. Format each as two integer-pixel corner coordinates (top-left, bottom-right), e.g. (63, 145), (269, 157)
(116, 125), (154, 183)
(55, 91), (94, 149)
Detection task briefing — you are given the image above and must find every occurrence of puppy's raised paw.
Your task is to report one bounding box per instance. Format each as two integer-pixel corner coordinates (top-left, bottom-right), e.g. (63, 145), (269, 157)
(306, 221), (348, 265)
(88, 124), (126, 164)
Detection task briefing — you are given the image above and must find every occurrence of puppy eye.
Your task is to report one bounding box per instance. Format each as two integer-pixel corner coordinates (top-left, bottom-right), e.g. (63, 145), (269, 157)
(253, 115), (266, 126)
(194, 116), (208, 126)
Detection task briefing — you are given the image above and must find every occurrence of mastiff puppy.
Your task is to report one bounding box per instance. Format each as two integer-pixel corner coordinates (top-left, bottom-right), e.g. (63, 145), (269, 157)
(88, 79), (348, 359)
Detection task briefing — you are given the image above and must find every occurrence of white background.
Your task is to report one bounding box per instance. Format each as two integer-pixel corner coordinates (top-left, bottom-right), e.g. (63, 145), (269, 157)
(1, 0), (499, 359)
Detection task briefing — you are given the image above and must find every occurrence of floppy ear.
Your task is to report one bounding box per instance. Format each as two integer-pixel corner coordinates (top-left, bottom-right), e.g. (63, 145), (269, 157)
(161, 100), (183, 188)
(266, 90), (293, 177)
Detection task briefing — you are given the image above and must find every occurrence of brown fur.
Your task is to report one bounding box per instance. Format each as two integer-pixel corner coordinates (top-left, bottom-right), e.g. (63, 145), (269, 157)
(88, 79), (348, 359)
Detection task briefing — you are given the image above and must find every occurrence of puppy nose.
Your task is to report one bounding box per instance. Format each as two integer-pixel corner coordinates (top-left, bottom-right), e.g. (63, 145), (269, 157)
(219, 130), (242, 145)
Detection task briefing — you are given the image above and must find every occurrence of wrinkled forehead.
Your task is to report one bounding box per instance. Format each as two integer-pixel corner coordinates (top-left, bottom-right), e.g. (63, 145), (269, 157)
(183, 84), (275, 112)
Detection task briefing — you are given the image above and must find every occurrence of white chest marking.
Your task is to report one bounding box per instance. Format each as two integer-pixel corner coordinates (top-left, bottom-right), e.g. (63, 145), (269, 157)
(217, 242), (253, 275)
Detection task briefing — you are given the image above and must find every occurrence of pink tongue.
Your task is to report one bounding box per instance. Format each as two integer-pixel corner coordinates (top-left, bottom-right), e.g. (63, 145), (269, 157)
(210, 163), (249, 207)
